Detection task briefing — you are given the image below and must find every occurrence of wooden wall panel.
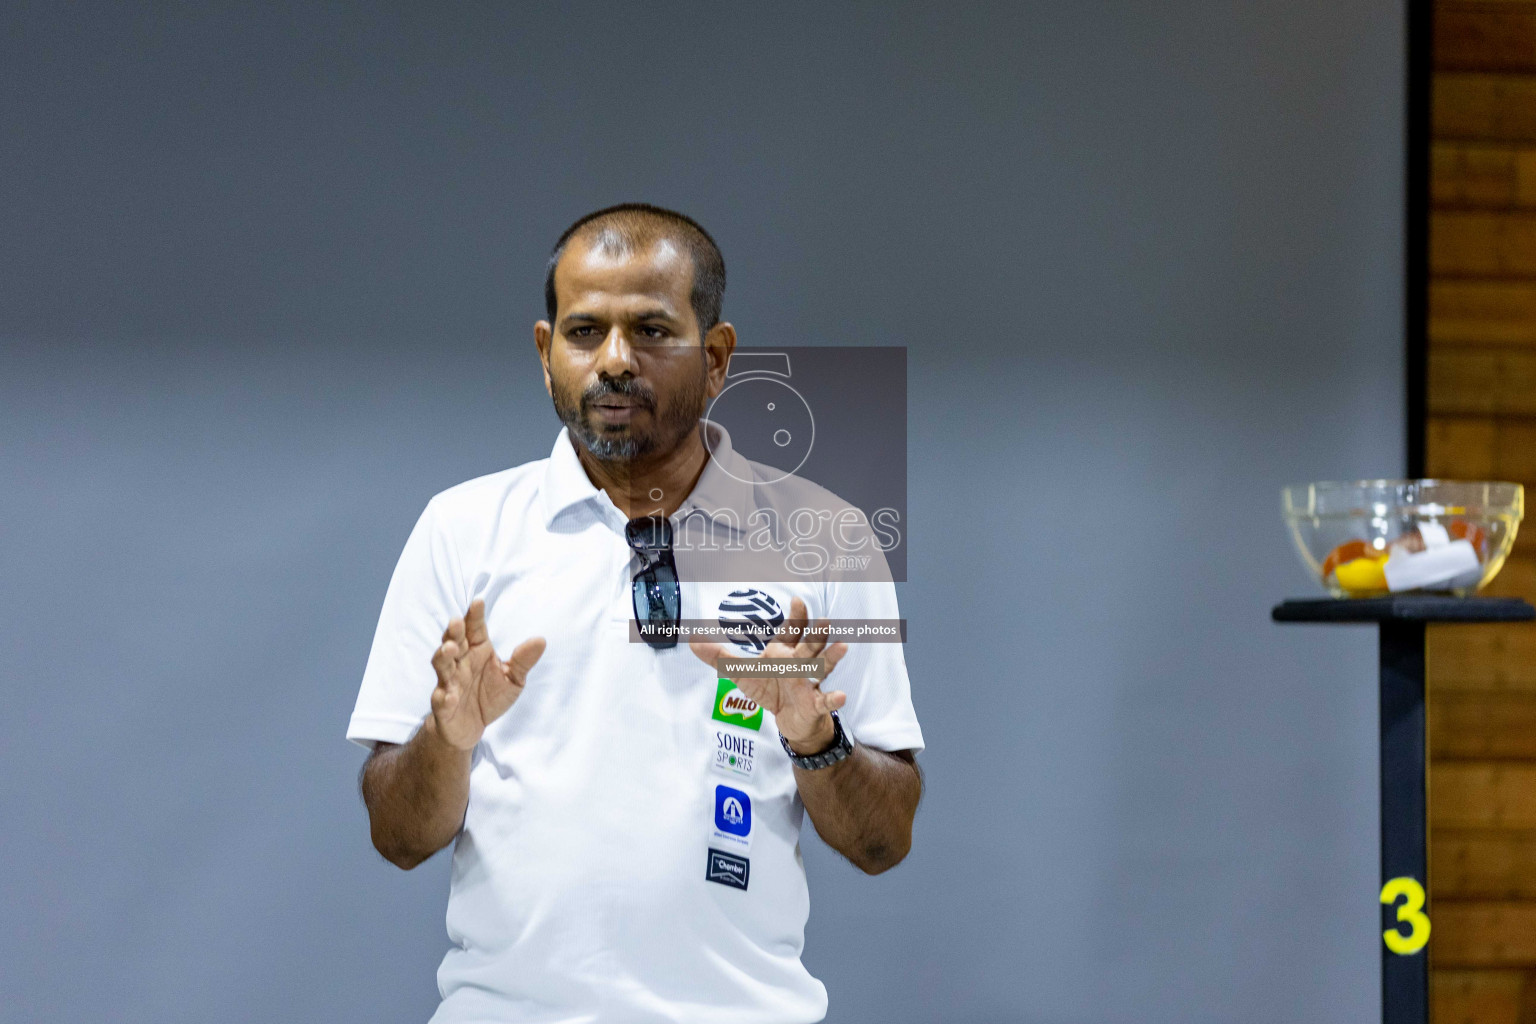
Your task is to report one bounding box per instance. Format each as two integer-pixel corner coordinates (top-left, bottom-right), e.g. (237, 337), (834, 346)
(1483, 556), (1536, 599)
(1426, 416), (1536, 479)
(1435, 74), (1536, 143)
(1432, 764), (1536, 828)
(1431, 280), (1536, 345)
(1438, 5), (1536, 73)
(1431, 211), (1536, 276)
(1428, 347), (1536, 414)
(1435, 902), (1536, 966)
(1429, 4), (1536, 1010)
(1432, 693), (1536, 757)
(1435, 830), (1536, 898)
(1429, 626), (1536, 690)
(1434, 74), (1536, 142)
(1432, 143), (1536, 209)
(1432, 969), (1528, 1024)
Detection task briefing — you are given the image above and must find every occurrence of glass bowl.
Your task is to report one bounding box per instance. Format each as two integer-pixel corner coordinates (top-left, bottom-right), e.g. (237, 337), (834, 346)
(1282, 480), (1524, 598)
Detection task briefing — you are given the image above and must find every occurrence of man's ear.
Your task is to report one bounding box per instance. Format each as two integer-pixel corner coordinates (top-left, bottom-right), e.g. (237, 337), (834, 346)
(535, 321), (554, 397)
(704, 321), (737, 398)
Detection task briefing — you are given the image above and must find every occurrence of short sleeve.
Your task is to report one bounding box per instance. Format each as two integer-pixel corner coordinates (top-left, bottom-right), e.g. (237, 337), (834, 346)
(347, 499), (467, 749)
(825, 575), (924, 754)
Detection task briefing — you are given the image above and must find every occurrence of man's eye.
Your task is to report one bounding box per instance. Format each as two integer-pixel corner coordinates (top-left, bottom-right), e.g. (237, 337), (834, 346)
(638, 326), (668, 339)
(568, 326), (599, 338)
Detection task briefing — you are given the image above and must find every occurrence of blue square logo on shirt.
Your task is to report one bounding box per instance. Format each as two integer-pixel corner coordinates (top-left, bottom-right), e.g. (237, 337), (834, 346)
(714, 785), (752, 838)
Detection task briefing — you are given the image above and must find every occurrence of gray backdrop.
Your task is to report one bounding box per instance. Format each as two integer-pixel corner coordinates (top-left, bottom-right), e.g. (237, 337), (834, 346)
(0, 3), (1404, 1022)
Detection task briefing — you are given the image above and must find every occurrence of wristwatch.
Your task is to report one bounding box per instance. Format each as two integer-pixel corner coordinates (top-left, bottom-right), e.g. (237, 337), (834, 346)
(780, 711), (855, 770)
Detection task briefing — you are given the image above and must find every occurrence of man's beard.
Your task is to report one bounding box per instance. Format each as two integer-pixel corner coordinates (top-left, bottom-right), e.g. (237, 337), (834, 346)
(551, 368), (707, 464)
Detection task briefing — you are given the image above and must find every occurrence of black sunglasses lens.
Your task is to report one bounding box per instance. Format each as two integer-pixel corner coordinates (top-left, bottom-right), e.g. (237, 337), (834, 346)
(632, 563), (680, 649)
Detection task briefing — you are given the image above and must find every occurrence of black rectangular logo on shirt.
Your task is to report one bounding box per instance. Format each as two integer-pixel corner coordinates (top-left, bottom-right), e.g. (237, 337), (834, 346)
(705, 848), (750, 890)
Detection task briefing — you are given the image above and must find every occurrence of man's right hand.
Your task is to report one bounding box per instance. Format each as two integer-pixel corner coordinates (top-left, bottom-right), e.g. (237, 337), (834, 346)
(429, 600), (546, 751)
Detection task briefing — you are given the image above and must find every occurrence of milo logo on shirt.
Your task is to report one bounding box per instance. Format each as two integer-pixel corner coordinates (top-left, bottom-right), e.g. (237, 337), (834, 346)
(711, 679), (763, 731)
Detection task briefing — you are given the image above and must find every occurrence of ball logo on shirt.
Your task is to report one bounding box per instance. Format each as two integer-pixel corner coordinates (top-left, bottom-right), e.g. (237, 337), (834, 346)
(717, 588), (785, 654)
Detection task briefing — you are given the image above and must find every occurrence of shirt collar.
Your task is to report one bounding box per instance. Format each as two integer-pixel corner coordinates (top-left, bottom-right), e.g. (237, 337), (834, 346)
(539, 427), (606, 527)
(538, 421), (759, 530)
(679, 420), (758, 530)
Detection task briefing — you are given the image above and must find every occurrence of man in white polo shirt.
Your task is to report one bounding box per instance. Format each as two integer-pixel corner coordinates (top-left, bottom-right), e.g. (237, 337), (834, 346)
(349, 203), (923, 1024)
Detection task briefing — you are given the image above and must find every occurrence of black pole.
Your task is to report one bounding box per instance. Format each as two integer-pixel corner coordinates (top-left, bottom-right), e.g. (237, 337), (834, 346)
(1405, 0), (1431, 478)
(1274, 597), (1535, 1024)
(1379, 621), (1429, 1024)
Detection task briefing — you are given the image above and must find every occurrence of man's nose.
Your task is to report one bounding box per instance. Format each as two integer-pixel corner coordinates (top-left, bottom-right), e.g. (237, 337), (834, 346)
(594, 326), (639, 378)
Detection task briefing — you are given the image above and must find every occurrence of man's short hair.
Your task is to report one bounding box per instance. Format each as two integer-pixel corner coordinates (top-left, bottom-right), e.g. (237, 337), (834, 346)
(544, 203), (726, 335)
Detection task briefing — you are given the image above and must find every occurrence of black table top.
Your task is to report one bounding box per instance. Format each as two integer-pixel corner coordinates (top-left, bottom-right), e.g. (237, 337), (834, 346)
(1272, 595), (1535, 623)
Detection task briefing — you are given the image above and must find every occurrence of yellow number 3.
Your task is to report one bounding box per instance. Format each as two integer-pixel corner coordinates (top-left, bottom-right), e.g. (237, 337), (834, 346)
(1380, 876), (1431, 955)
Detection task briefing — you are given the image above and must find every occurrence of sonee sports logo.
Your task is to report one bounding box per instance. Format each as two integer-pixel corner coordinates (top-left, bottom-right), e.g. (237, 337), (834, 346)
(711, 679), (763, 731)
(713, 730), (755, 777)
(717, 588), (785, 654)
(706, 848), (750, 891)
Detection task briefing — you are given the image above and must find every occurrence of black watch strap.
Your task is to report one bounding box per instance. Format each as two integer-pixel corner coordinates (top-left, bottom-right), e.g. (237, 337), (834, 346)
(780, 710), (855, 770)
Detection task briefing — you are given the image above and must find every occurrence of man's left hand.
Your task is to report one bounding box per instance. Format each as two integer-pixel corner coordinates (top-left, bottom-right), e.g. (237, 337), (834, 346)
(690, 597), (849, 754)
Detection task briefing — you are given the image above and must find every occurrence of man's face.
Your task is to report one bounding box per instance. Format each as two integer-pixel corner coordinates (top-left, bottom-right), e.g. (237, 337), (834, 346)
(537, 236), (726, 464)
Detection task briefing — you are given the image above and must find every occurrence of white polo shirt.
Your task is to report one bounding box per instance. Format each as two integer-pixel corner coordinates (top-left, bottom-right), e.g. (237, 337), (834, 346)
(348, 426), (923, 1024)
